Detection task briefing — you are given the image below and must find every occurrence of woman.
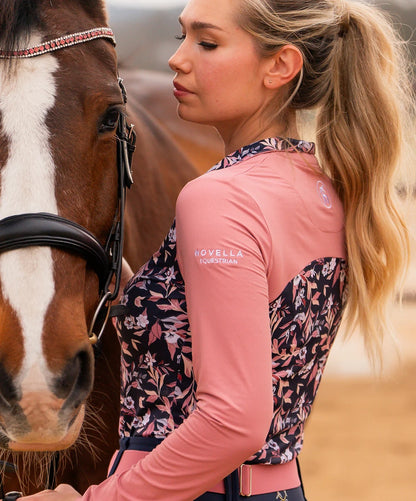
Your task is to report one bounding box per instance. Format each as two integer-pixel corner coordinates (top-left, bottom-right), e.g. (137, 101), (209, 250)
(23, 0), (414, 499)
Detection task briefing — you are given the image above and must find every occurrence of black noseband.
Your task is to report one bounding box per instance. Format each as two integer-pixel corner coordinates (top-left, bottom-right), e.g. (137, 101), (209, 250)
(0, 213), (109, 289)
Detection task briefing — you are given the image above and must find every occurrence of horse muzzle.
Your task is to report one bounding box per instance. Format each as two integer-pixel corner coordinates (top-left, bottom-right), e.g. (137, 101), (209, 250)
(0, 350), (93, 451)
(7, 406), (85, 452)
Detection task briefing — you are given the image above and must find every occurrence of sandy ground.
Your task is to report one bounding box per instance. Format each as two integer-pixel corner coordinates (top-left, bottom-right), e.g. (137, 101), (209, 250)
(302, 344), (415, 500)
(300, 202), (416, 500)
(301, 363), (416, 500)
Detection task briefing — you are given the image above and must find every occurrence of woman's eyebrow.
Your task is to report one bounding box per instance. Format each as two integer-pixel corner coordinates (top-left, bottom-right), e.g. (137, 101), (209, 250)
(178, 17), (224, 31)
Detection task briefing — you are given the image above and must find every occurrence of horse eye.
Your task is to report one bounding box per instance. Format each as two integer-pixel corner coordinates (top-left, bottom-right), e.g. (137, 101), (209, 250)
(99, 108), (121, 133)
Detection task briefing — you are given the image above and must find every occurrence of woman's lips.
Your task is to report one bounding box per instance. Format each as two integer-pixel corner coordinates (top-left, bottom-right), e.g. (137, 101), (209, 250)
(173, 81), (193, 98)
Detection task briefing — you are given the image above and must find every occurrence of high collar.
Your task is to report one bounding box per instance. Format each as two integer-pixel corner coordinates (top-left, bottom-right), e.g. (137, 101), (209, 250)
(211, 137), (316, 172)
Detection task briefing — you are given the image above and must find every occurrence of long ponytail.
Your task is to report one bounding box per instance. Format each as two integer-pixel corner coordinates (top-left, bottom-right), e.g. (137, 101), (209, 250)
(317, 1), (413, 361)
(239, 0), (415, 362)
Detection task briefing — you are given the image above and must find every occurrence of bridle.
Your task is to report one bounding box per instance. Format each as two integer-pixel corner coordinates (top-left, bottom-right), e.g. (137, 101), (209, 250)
(0, 27), (136, 345)
(0, 27), (136, 499)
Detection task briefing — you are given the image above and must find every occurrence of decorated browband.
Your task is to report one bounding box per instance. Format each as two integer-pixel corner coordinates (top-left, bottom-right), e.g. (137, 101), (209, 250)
(0, 27), (115, 59)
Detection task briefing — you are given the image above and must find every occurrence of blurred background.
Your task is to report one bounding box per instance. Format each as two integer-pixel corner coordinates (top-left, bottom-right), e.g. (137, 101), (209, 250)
(107, 0), (416, 72)
(107, 1), (416, 499)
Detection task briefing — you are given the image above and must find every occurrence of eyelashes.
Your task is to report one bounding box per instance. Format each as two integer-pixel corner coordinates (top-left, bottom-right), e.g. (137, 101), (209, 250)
(198, 41), (218, 50)
(175, 34), (218, 50)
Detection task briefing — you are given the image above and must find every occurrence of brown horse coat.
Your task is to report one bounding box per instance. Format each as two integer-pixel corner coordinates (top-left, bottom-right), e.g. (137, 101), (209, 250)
(0, 0), (222, 494)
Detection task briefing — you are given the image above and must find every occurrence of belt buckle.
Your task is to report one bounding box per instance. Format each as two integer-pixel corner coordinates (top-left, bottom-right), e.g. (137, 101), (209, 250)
(239, 464), (252, 497)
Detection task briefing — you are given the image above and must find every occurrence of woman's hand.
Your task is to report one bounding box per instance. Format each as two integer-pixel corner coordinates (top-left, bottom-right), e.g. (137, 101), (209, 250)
(120, 257), (134, 292)
(111, 257), (134, 303)
(20, 484), (81, 500)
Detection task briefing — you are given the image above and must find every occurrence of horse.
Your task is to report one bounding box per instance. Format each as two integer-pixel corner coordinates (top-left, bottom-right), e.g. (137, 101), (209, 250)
(0, 0), (222, 495)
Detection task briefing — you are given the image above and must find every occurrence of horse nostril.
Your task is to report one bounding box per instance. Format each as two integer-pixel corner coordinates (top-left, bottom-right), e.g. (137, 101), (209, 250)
(0, 362), (19, 408)
(54, 350), (94, 406)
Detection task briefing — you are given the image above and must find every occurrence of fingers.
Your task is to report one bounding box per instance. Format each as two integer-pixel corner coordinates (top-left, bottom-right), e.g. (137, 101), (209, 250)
(121, 257), (134, 284)
(54, 485), (80, 495)
(19, 484), (81, 500)
(19, 490), (53, 500)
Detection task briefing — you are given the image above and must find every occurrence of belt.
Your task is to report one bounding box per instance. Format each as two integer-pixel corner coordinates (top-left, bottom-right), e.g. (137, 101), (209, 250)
(214, 461), (300, 498)
(107, 436), (164, 476)
(108, 436), (302, 500)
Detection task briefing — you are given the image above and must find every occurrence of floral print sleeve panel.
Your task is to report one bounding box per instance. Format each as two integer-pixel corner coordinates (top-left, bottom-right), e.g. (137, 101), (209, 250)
(117, 220), (194, 439)
(81, 138), (347, 501)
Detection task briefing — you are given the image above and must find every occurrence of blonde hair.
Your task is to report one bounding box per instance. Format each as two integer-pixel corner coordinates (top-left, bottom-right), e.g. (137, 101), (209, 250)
(238, 0), (416, 362)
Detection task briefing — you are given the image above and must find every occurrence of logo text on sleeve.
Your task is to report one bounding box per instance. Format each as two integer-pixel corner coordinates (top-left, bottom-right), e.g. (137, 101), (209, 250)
(194, 248), (244, 265)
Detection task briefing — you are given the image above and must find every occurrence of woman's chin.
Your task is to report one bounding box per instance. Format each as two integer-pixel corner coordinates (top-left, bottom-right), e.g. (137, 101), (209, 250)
(176, 105), (204, 124)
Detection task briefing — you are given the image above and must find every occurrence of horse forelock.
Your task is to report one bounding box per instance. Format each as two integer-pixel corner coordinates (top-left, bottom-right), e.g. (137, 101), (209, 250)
(0, 0), (108, 53)
(0, 0), (42, 52)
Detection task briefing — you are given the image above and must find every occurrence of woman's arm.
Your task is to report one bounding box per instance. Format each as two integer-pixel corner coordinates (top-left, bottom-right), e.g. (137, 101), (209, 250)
(32, 176), (274, 501)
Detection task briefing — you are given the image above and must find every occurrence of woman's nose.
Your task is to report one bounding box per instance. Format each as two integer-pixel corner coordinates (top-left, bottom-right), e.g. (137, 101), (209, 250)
(169, 45), (191, 74)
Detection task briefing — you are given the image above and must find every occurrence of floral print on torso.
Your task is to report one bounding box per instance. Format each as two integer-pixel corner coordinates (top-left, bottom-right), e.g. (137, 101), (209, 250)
(115, 137), (347, 464)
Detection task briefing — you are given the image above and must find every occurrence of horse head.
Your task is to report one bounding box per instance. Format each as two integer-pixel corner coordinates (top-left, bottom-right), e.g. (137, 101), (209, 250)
(0, 0), (128, 452)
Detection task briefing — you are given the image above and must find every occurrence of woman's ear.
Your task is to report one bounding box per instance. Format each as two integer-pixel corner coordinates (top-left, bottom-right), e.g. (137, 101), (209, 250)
(264, 45), (303, 89)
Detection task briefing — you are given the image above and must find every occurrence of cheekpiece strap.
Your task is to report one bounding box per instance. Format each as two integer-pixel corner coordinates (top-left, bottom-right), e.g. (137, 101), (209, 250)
(0, 27), (116, 59)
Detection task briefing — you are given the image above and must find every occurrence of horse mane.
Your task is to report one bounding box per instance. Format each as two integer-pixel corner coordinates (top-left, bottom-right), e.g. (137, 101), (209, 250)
(0, 0), (42, 51)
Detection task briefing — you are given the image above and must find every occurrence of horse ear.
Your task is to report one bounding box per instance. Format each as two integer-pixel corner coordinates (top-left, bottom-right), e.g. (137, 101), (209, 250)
(75, 0), (109, 25)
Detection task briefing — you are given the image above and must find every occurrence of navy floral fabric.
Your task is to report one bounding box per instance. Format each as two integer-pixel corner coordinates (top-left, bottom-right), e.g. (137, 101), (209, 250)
(115, 137), (347, 464)
(248, 257), (347, 463)
(209, 136), (315, 172)
(117, 220), (194, 438)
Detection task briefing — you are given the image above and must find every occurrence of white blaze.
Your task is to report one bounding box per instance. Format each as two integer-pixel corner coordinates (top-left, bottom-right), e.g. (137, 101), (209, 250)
(0, 40), (59, 385)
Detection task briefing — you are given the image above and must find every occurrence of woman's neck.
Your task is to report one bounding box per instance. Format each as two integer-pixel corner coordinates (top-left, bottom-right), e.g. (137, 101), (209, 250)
(218, 114), (300, 156)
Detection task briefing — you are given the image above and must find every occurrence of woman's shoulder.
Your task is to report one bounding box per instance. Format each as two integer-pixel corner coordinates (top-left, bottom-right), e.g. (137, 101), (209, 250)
(176, 170), (246, 217)
(176, 149), (331, 214)
(178, 165), (244, 202)
(175, 161), (268, 228)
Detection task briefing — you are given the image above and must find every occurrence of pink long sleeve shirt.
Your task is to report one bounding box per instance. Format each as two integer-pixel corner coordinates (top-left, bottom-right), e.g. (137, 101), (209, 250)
(81, 137), (347, 500)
